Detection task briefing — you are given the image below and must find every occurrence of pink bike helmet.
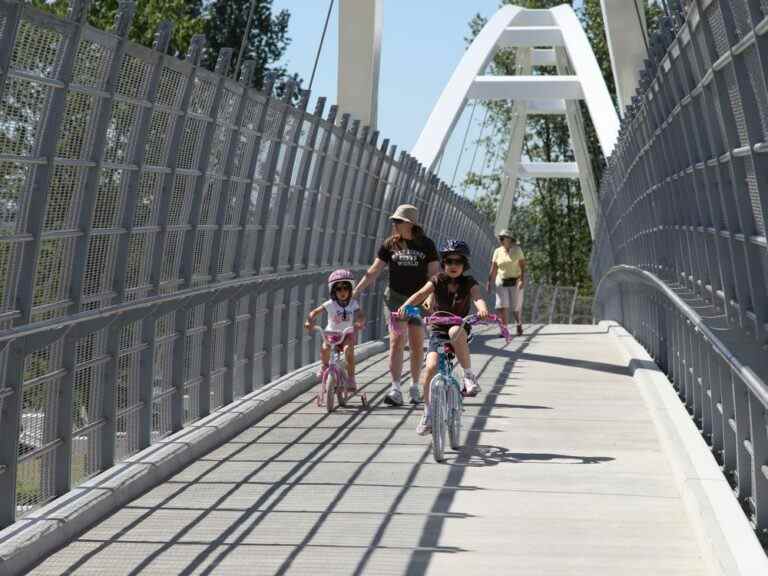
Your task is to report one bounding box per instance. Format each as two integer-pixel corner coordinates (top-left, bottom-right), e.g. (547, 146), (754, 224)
(328, 269), (355, 298)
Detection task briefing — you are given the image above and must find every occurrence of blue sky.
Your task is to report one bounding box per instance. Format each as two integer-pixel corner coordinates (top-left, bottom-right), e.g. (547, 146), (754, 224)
(271, 0), (585, 193)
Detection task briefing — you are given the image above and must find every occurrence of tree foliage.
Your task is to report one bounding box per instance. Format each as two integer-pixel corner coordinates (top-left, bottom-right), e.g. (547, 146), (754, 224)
(203, 0), (293, 90)
(464, 0), (662, 292)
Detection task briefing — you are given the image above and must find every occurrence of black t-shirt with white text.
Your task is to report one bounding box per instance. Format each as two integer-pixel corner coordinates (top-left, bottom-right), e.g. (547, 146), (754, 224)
(377, 236), (438, 296)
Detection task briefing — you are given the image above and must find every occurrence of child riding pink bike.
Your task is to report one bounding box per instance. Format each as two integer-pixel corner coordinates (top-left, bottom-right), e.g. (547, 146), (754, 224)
(305, 270), (366, 400)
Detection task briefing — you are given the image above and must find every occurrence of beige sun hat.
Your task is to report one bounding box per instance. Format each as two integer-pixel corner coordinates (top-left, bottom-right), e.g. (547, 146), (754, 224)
(497, 229), (514, 239)
(389, 204), (418, 224)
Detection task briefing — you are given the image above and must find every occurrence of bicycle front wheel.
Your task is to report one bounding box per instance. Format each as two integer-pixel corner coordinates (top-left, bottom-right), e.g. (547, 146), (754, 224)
(448, 379), (462, 450)
(324, 369), (336, 413)
(430, 376), (447, 462)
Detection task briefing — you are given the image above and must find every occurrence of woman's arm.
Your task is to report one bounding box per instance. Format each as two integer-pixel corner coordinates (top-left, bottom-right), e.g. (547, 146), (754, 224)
(486, 262), (498, 292)
(353, 308), (366, 331)
(518, 259), (526, 288)
(398, 281), (435, 313)
(427, 260), (440, 278)
(470, 285), (489, 319)
(352, 258), (386, 299)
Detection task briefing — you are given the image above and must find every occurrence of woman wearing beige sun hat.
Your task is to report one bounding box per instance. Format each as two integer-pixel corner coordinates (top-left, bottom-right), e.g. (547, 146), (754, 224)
(486, 229), (526, 336)
(353, 204), (439, 406)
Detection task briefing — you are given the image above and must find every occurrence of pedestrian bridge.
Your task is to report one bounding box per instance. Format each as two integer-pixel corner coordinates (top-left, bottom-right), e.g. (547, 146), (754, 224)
(1, 1), (768, 574)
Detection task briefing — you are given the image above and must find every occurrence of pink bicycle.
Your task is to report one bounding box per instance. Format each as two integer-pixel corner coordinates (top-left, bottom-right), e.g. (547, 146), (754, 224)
(313, 326), (368, 412)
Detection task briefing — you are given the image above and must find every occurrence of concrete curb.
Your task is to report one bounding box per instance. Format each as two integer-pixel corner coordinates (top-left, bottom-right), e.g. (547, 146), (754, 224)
(0, 340), (387, 576)
(602, 321), (768, 576)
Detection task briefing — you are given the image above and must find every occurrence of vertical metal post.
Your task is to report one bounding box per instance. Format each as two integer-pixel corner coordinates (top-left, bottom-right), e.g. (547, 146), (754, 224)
(113, 20), (173, 303)
(13, 1), (88, 325)
(289, 98), (326, 269)
(0, 340), (24, 527)
(268, 86), (310, 273)
(232, 70), (273, 278)
(149, 34), (205, 295)
(0, 1), (22, 104)
(301, 102), (335, 269)
(181, 47), (234, 288)
(252, 86), (294, 275)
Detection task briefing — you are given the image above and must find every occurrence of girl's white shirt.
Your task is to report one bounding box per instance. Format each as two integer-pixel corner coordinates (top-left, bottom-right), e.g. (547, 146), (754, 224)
(322, 299), (360, 332)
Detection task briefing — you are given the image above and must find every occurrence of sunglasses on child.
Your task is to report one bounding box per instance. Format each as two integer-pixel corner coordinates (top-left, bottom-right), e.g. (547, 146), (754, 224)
(443, 257), (465, 266)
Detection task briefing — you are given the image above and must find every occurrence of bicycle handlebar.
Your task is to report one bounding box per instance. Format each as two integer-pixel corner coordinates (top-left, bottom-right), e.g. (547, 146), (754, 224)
(389, 308), (511, 342)
(310, 324), (358, 345)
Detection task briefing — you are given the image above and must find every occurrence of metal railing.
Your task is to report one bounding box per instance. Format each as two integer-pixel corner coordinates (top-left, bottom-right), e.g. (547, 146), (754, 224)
(0, 0), (495, 527)
(592, 0), (768, 534)
(520, 283), (593, 325)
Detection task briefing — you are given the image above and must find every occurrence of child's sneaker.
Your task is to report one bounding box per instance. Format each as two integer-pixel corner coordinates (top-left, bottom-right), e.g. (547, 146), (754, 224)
(416, 411), (432, 435)
(409, 383), (422, 404)
(384, 388), (404, 407)
(464, 371), (480, 397)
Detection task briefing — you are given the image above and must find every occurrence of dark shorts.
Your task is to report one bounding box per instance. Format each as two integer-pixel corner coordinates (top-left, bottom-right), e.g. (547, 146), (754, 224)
(384, 287), (423, 326)
(427, 325), (472, 354)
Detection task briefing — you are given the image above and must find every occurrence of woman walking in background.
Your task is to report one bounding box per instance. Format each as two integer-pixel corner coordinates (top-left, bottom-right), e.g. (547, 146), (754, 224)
(353, 204), (440, 406)
(487, 230), (526, 336)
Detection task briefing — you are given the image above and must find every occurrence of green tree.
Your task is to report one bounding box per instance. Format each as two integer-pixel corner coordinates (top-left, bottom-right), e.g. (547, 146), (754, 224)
(203, 0), (293, 90)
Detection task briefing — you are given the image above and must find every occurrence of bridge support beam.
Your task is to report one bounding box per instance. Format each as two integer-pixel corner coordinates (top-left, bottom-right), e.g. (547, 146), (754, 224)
(338, 0), (383, 128)
(600, 0), (648, 114)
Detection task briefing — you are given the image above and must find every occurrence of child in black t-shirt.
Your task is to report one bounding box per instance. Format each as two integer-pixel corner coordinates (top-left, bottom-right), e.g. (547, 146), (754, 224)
(398, 240), (489, 436)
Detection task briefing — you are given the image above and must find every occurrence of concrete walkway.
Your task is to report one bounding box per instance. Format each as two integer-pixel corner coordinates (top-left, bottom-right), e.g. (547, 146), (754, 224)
(30, 325), (706, 575)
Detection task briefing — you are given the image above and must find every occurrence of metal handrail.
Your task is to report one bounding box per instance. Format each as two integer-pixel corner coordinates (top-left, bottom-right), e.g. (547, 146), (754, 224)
(595, 265), (768, 406)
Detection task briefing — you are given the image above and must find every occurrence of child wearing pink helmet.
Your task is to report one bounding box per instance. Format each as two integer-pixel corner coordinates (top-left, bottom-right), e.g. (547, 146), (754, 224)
(305, 269), (366, 389)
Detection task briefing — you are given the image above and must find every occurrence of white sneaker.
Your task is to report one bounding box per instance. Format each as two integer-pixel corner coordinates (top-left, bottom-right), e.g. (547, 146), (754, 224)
(464, 372), (480, 397)
(416, 412), (432, 435)
(384, 388), (404, 407)
(409, 383), (422, 404)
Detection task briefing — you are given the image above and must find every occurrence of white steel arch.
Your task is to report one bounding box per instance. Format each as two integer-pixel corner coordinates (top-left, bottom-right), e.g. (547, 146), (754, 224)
(411, 4), (620, 236)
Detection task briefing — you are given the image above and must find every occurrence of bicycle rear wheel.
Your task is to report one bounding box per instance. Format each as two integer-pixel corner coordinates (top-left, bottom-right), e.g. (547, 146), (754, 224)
(430, 376), (446, 462)
(324, 370), (336, 413)
(448, 380), (462, 449)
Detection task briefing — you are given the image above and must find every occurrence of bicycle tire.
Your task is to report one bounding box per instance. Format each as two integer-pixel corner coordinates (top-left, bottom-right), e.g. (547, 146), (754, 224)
(324, 369), (336, 413)
(448, 378), (462, 449)
(430, 376), (446, 462)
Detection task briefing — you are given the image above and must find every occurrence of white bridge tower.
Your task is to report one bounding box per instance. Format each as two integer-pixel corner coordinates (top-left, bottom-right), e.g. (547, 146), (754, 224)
(410, 4), (621, 236)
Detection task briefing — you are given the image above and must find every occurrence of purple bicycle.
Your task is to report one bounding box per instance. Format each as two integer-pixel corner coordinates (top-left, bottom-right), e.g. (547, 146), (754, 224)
(313, 326), (368, 412)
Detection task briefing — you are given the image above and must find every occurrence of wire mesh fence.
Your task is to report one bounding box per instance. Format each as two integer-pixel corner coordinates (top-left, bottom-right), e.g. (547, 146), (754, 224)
(0, 0), (496, 527)
(592, 0), (768, 534)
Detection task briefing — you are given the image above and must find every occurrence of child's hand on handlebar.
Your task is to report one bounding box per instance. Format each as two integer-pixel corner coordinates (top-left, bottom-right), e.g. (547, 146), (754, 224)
(304, 320), (313, 332)
(477, 309), (489, 320)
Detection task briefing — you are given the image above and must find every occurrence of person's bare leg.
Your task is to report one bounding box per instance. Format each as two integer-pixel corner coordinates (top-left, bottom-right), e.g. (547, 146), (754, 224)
(498, 306), (509, 326)
(320, 343), (331, 368)
(344, 343), (355, 382)
(448, 325), (471, 369)
(450, 325), (479, 395)
(385, 322), (406, 405)
(388, 323), (405, 382)
(421, 352), (439, 405)
(417, 352), (439, 434)
(407, 324), (424, 397)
